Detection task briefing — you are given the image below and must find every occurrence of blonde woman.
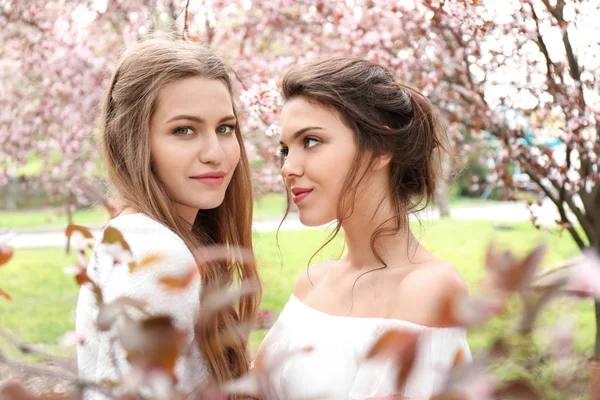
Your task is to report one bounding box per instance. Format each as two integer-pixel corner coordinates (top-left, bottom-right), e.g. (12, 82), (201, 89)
(76, 38), (261, 397)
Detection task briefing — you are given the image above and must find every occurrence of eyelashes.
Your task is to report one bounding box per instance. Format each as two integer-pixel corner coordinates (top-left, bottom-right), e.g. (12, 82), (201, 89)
(277, 146), (289, 160)
(277, 136), (321, 160)
(304, 137), (320, 148)
(173, 126), (195, 135)
(216, 124), (237, 135)
(172, 124), (237, 136)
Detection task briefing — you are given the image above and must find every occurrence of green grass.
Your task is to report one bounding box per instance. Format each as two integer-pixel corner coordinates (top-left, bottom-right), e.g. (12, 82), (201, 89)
(1, 219), (588, 363)
(0, 207), (112, 230)
(0, 192), (290, 230)
(0, 192), (499, 230)
(0, 194), (494, 230)
(253, 192), (288, 219)
(0, 248), (78, 359)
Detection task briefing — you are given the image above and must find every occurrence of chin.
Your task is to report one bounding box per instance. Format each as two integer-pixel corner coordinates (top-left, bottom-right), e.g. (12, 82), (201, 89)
(298, 211), (335, 227)
(197, 204), (221, 210)
(192, 195), (227, 211)
(197, 201), (225, 210)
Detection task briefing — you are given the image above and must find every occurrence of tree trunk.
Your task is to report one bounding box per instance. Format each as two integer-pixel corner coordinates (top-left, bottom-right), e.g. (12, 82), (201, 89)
(5, 179), (18, 210)
(594, 248), (600, 360)
(595, 300), (600, 361)
(435, 181), (450, 217)
(435, 152), (452, 217)
(65, 193), (74, 254)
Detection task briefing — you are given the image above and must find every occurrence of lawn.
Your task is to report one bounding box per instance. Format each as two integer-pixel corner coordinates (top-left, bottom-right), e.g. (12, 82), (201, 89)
(253, 192), (288, 219)
(0, 192), (289, 229)
(1, 219), (589, 361)
(0, 207), (112, 230)
(0, 192), (496, 230)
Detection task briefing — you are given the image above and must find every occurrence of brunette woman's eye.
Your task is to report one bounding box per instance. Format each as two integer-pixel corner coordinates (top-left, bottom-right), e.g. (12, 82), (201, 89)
(173, 127), (195, 135)
(304, 137), (320, 148)
(277, 146), (289, 160)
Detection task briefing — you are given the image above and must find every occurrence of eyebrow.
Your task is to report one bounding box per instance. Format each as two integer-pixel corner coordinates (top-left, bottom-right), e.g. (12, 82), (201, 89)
(279, 126), (324, 145)
(166, 114), (237, 124)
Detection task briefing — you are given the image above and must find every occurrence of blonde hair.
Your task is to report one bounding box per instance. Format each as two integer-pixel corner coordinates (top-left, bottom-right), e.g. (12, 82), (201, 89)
(100, 37), (261, 385)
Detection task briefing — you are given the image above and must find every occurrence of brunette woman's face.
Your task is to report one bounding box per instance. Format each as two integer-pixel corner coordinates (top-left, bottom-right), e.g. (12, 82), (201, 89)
(279, 97), (358, 226)
(149, 77), (240, 223)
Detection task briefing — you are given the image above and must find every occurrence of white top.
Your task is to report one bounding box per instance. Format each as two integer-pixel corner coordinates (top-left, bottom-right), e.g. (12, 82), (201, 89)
(257, 294), (471, 400)
(76, 214), (208, 398)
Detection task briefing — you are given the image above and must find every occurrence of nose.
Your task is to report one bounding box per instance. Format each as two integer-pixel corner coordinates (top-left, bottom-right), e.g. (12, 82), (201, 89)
(199, 132), (225, 165)
(281, 149), (303, 181)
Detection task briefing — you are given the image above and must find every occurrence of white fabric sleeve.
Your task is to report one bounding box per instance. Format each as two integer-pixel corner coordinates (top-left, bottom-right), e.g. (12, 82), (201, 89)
(76, 216), (206, 398)
(349, 328), (471, 400)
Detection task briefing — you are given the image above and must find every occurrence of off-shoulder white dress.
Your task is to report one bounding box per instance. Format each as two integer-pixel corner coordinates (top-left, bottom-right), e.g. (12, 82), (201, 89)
(76, 214), (209, 398)
(257, 294), (471, 400)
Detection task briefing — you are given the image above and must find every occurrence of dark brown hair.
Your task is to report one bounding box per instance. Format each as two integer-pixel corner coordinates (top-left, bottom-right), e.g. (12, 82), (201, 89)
(281, 56), (448, 272)
(100, 37), (261, 385)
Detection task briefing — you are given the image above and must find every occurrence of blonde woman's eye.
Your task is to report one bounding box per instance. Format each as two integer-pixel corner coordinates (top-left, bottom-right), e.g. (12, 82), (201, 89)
(173, 127), (194, 136)
(217, 124), (236, 135)
(305, 137), (320, 148)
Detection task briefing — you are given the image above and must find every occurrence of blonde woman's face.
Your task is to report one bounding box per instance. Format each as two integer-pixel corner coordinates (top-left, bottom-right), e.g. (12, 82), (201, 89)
(149, 77), (240, 223)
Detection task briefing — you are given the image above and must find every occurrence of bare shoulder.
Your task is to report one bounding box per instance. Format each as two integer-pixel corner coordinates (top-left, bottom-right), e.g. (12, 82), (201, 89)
(391, 260), (468, 325)
(401, 260), (468, 297)
(292, 260), (337, 301)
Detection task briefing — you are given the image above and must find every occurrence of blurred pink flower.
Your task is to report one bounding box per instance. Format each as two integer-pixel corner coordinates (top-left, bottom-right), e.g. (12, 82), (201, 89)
(566, 250), (600, 299)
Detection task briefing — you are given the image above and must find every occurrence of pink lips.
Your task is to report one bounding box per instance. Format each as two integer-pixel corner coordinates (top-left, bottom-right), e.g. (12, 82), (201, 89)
(291, 188), (313, 204)
(191, 171), (226, 187)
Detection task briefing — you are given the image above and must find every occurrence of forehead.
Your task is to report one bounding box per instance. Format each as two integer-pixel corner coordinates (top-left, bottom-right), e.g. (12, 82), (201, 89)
(154, 77), (233, 119)
(280, 97), (348, 139)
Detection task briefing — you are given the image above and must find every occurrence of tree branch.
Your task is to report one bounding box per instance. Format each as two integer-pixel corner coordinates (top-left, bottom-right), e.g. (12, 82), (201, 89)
(0, 9), (46, 31)
(429, 19), (486, 105)
(539, 0), (585, 108)
(556, 202), (586, 250)
(205, 11), (214, 45)
(230, 70), (272, 128)
(183, 0), (191, 38)
(562, 28), (581, 83)
(99, 0), (129, 37)
(530, 2), (556, 85)
(564, 191), (598, 247)
(532, 258), (579, 283)
(0, 327), (74, 370)
(525, 166), (559, 204)
(74, 179), (116, 218)
(525, 167), (587, 249)
(540, 0), (564, 21)
(543, 169), (597, 247)
(0, 351), (116, 399)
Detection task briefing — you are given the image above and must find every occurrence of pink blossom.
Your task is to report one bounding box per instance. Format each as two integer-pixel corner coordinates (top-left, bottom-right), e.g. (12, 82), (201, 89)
(59, 329), (88, 347)
(566, 250), (600, 299)
(362, 31), (381, 45)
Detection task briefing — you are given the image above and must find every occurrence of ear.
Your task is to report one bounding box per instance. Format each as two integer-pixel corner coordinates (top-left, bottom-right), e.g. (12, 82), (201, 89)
(373, 153), (392, 171)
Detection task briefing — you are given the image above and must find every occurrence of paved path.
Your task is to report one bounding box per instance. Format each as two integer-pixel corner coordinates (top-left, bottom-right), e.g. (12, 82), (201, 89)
(2, 199), (562, 249)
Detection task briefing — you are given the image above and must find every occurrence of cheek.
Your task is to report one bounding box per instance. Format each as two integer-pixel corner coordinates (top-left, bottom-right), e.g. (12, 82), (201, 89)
(225, 138), (241, 167)
(150, 140), (187, 181)
(317, 151), (356, 208)
(150, 141), (168, 177)
(322, 153), (352, 186)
